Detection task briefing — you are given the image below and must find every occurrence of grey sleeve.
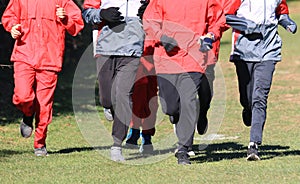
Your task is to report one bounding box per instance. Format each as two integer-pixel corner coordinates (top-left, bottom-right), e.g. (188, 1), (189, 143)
(278, 14), (297, 34)
(82, 8), (102, 25)
(225, 14), (261, 35)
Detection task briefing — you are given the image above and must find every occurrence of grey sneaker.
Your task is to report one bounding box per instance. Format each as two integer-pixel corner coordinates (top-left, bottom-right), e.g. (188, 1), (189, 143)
(103, 108), (113, 121)
(175, 150), (191, 165)
(20, 114), (34, 138)
(246, 142), (260, 161)
(110, 146), (125, 162)
(34, 147), (48, 156)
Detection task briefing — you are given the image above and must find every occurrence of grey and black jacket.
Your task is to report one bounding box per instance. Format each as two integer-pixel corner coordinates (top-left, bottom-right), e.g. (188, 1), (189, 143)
(226, 0), (297, 62)
(82, 0), (145, 57)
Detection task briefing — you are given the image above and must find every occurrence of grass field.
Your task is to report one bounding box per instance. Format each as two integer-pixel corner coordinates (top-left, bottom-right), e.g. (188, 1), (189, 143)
(1, 2), (300, 183)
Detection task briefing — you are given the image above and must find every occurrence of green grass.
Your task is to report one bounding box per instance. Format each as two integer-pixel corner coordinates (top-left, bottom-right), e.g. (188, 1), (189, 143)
(1, 2), (300, 183)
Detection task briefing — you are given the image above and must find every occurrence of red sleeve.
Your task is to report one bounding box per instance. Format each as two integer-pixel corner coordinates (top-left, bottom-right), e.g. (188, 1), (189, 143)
(60, 0), (84, 36)
(83, 0), (101, 9)
(1, 0), (20, 32)
(220, 0), (241, 32)
(143, 0), (164, 42)
(276, 0), (289, 15)
(207, 0), (226, 41)
(223, 0), (241, 15)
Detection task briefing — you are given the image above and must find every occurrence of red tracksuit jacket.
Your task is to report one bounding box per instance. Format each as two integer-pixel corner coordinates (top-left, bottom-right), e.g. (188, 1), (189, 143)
(1, 0), (84, 72)
(143, 0), (225, 74)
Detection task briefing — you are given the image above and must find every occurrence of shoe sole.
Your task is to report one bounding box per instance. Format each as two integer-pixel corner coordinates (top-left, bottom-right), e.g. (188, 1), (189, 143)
(20, 122), (33, 138)
(111, 158), (125, 162)
(35, 153), (49, 157)
(246, 153), (260, 161)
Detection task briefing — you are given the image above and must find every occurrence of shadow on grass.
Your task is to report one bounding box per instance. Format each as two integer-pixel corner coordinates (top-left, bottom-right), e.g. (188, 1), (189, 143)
(48, 146), (111, 154)
(125, 147), (177, 160)
(46, 142), (300, 162)
(0, 149), (32, 159)
(190, 142), (300, 163)
(1, 142), (299, 163)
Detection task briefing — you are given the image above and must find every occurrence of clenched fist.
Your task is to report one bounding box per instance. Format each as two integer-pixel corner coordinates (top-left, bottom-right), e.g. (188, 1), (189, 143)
(56, 5), (66, 19)
(11, 24), (21, 39)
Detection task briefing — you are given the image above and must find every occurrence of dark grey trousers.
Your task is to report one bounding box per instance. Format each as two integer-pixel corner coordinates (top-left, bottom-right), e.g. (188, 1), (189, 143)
(234, 60), (276, 144)
(157, 72), (203, 151)
(96, 56), (139, 146)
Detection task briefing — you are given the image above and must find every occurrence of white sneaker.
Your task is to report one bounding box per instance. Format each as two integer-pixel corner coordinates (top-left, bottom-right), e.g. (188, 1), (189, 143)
(110, 146), (125, 162)
(103, 108), (113, 121)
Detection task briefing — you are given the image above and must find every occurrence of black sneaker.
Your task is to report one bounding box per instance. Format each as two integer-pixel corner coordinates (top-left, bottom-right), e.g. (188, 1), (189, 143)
(242, 108), (252, 127)
(20, 114), (34, 138)
(175, 151), (191, 165)
(246, 142), (260, 161)
(197, 116), (208, 135)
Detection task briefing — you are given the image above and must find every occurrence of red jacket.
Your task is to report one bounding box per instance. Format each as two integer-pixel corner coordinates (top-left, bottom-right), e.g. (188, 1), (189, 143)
(143, 0), (225, 74)
(208, 0), (240, 65)
(2, 0), (84, 72)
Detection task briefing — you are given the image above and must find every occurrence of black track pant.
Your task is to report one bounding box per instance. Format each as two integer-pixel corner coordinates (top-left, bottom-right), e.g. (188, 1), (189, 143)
(97, 56), (139, 146)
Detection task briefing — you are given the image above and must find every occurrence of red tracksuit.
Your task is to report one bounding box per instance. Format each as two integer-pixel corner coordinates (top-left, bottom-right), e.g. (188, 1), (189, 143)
(2, 0), (84, 148)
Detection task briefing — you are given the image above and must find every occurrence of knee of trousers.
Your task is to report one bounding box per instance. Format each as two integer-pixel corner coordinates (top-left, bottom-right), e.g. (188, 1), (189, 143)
(163, 104), (179, 116)
(252, 94), (268, 109)
(13, 91), (35, 106)
(252, 100), (267, 109)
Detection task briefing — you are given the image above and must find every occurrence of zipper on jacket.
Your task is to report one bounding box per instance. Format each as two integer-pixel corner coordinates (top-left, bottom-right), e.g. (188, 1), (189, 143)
(125, 0), (129, 22)
(249, 0), (251, 12)
(260, 0), (267, 61)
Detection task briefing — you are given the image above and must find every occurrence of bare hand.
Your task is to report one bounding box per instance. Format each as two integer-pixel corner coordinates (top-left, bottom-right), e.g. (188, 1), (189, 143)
(11, 24), (21, 39)
(56, 5), (66, 19)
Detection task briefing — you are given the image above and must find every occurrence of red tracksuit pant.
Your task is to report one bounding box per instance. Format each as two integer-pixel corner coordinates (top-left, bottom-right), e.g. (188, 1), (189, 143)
(130, 73), (158, 136)
(13, 61), (58, 148)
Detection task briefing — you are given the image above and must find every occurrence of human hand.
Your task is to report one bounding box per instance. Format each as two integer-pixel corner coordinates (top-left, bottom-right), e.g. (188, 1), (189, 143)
(286, 24), (297, 34)
(11, 24), (21, 39)
(160, 34), (178, 52)
(100, 7), (124, 23)
(56, 5), (66, 19)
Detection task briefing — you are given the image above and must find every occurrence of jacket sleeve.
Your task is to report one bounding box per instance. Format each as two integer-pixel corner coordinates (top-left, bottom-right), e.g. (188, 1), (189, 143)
(59, 0), (84, 36)
(82, 0), (102, 24)
(206, 0), (226, 41)
(223, 0), (241, 15)
(142, 0), (163, 43)
(226, 15), (261, 34)
(221, 0), (241, 32)
(278, 14), (297, 34)
(1, 0), (19, 33)
(276, 0), (296, 34)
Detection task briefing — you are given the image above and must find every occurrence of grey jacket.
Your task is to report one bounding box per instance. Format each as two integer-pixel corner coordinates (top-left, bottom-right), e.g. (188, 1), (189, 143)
(82, 0), (145, 57)
(227, 0), (296, 62)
